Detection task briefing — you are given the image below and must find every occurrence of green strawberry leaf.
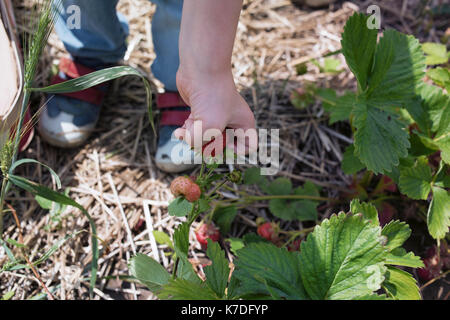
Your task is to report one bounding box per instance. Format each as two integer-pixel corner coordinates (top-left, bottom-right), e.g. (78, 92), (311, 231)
(353, 294), (389, 300)
(242, 232), (270, 244)
(341, 13), (378, 91)
(318, 88), (355, 124)
(298, 213), (388, 300)
(172, 222), (200, 283)
(226, 238), (246, 255)
(158, 279), (219, 300)
(427, 186), (450, 240)
(422, 42), (449, 65)
(129, 253), (170, 292)
(350, 199), (379, 226)
(328, 93), (357, 125)
(198, 198), (211, 214)
(434, 164), (450, 188)
(233, 243), (308, 300)
(204, 240), (230, 298)
(153, 231), (174, 249)
(399, 157), (433, 200)
(173, 222), (190, 257)
(243, 167), (263, 185)
(269, 199), (318, 222)
(381, 220), (412, 250)
(368, 30), (425, 106)
(427, 67), (450, 91)
(409, 133), (437, 157)
(405, 97), (433, 136)
(213, 205), (238, 235)
(353, 103), (410, 174)
(268, 182), (320, 222)
(383, 266), (421, 300)
(168, 197), (193, 217)
(323, 57), (343, 74)
(418, 83), (450, 138)
(295, 181), (321, 197)
(436, 135), (450, 165)
(415, 132), (440, 151)
(266, 178), (292, 195)
(342, 145), (365, 174)
(312, 57), (343, 74)
(385, 248), (424, 268)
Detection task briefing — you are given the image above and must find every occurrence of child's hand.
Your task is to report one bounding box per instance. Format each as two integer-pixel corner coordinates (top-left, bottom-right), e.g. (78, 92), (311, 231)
(174, 0), (255, 156)
(174, 69), (256, 154)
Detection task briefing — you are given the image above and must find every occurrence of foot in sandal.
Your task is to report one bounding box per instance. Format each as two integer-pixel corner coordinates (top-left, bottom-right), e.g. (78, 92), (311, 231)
(38, 57), (196, 173)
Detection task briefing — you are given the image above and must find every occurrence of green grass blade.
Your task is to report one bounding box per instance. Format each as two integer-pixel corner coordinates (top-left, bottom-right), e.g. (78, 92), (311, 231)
(8, 174), (99, 298)
(32, 231), (84, 266)
(0, 239), (17, 263)
(1, 290), (15, 300)
(2, 231), (83, 271)
(10, 159), (61, 188)
(30, 66), (155, 133)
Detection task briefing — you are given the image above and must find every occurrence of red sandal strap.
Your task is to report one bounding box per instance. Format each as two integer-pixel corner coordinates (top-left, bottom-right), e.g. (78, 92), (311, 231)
(156, 92), (191, 126)
(59, 57), (96, 78)
(49, 57), (106, 106)
(160, 110), (191, 126)
(157, 92), (188, 109)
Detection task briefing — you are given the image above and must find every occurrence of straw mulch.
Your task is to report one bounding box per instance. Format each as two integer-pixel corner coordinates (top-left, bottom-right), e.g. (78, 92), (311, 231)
(1, 0), (448, 300)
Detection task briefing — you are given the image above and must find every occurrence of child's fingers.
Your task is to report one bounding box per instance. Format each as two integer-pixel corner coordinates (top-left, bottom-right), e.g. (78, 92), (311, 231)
(202, 133), (227, 159)
(175, 117), (226, 151)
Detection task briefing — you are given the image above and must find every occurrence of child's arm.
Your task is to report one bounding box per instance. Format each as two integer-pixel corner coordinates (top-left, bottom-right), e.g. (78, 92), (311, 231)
(175, 0), (255, 151)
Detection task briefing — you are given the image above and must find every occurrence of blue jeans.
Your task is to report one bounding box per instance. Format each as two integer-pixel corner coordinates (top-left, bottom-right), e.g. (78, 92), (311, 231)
(54, 0), (183, 91)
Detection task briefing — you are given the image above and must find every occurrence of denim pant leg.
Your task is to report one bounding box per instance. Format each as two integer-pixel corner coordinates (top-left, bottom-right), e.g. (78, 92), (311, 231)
(53, 0), (129, 68)
(150, 0), (183, 91)
(54, 0), (183, 91)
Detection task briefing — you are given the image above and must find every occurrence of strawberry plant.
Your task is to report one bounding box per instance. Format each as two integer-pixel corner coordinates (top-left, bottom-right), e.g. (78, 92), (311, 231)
(316, 13), (449, 241)
(130, 194), (424, 300)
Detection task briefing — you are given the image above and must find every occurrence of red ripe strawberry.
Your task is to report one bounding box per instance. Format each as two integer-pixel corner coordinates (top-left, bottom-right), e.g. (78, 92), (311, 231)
(257, 222), (278, 242)
(417, 244), (447, 282)
(195, 223), (220, 250)
(288, 238), (302, 252)
(170, 176), (201, 202)
(381, 176), (397, 193)
(417, 261), (433, 282)
(417, 257), (441, 282)
(378, 202), (396, 226)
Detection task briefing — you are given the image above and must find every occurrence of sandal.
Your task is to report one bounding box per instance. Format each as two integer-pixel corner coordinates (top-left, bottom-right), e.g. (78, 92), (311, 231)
(155, 92), (196, 173)
(38, 56), (108, 148)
